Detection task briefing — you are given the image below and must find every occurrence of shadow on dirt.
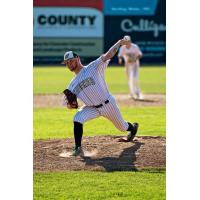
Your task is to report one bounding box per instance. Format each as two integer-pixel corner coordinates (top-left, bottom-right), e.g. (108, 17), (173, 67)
(81, 141), (144, 172)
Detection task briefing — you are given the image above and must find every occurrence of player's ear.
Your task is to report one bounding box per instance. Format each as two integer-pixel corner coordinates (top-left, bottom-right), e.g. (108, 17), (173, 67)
(77, 56), (81, 63)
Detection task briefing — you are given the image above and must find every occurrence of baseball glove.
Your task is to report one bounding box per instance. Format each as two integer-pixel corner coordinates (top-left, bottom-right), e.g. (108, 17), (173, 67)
(127, 53), (136, 63)
(63, 89), (78, 109)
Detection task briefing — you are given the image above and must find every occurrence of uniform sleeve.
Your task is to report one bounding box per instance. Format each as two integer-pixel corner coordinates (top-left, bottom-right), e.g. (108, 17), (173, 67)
(88, 56), (110, 71)
(67, 80), (73, 91)
(135, 45), (142, 56)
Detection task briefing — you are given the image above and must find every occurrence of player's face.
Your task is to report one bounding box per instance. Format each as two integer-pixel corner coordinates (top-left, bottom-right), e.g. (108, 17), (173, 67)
(126, 41), (131, 48)
(64, 58), (79, 72)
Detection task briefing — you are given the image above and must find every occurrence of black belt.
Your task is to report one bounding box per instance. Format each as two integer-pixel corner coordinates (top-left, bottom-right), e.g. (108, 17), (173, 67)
(94, 100), (109, 108)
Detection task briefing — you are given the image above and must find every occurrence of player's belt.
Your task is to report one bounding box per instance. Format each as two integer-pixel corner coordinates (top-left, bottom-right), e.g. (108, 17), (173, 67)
(94, 100), (109, 108)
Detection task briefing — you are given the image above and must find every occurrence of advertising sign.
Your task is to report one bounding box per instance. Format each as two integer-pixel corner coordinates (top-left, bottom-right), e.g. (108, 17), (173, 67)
(33, 6), (104, 65)
(104, 0), (166, 64)
(34, 7), (103, 37)
(33, 38), (103, 64)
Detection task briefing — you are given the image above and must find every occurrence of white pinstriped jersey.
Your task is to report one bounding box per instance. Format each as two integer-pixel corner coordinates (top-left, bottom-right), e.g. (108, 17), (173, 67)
(67, 56), (110, 106)
(118, 43), (142, 64)
(65, 56), (129, 132)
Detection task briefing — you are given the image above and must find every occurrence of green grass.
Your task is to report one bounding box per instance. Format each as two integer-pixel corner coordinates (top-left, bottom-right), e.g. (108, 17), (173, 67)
(34, 106), (165, 140)
(34, 171), (166, 200)
(33, 66), (166, 199)
(33, 66), (166, 94)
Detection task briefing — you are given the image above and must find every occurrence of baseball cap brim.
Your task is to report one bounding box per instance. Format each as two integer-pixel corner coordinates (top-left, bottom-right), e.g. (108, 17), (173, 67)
(61, 60), (68, 64)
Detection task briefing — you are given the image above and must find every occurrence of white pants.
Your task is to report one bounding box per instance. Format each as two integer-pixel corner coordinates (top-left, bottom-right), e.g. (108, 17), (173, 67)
(125, 59), (140, 97)
(74, 95), (129, 132)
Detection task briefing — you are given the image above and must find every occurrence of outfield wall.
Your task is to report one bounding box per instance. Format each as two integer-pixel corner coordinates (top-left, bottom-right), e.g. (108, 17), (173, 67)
(33, 0), (165, 65)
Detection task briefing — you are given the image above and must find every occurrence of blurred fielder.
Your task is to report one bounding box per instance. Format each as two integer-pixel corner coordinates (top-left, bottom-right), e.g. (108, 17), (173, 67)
(118, 35), (143, 99)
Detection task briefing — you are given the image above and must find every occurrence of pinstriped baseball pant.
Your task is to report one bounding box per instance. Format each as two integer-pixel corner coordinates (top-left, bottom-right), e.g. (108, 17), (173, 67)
(73, 95), (129, 131)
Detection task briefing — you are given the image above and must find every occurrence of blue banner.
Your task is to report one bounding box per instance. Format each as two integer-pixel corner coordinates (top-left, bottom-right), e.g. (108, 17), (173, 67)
(104, 0), (158, 16)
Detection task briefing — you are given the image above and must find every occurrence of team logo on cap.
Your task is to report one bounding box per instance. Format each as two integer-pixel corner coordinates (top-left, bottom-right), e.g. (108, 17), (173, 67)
(65, 53), (70, 60)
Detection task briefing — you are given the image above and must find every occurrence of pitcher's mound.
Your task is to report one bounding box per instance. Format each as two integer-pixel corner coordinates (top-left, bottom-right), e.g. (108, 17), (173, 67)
(34, 136), (166, 172)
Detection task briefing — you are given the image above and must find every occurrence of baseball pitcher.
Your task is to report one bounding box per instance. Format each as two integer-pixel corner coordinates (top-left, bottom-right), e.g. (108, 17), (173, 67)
(62, 37), (139, 156)
(118, 35), (143, 99)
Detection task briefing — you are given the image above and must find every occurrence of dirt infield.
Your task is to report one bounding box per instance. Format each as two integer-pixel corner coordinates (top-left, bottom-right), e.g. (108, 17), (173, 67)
(34, 136), (166, 172)
(33, 94), (165, 108)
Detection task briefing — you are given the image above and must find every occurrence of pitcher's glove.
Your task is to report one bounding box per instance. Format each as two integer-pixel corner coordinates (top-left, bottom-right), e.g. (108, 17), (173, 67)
(63, 89), (78, 109)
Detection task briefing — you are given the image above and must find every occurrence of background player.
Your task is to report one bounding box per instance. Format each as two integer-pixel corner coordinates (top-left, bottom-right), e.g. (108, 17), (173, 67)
(118, 35), (143, 99)
(62, 37), (139, 156)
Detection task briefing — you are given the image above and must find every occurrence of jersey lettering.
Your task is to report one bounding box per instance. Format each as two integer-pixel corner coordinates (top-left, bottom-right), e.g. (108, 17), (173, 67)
(73, 77), (95, 95)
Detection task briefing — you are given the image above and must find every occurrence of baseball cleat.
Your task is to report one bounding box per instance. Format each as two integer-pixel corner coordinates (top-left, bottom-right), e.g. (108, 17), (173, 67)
(71, 146), (84, 156)
(126, 122), (139, 142)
